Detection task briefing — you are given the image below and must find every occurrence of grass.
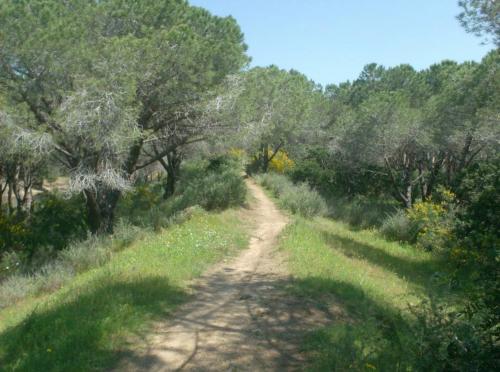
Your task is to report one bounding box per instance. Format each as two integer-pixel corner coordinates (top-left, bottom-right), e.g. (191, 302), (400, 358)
(0, 207), (249, 372)
(278, 216), (454, 370)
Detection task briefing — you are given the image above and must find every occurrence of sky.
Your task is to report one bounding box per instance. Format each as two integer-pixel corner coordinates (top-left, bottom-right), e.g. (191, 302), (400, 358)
(189, 0), (493, 86)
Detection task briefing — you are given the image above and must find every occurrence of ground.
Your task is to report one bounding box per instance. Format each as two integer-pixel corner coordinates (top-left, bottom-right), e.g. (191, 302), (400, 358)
(115, 179), (334, 371)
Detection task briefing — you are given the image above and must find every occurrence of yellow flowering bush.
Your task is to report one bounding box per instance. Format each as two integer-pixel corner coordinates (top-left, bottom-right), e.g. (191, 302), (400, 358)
(406, 187), (455, 251)
(268, 149), (294, 173)
(228, 147), (246, 161)
(0, 214), (28, 254)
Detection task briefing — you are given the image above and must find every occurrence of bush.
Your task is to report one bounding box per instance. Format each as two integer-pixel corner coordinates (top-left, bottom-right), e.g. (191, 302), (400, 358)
(34, 263), (74, 293)
(118, 155), (246, 229)
(407, 189), (456, 251)
(256, 173), (327, 217)
(328, 195), (398, 229)
(27, 193), (88, 252)
(0, 274), (37, 308)
(256, 173), (291, 198)
(380, 209), (419, 243)
(0, 213), (28, 255)
(453, 158), (500, 269)
(408, 297), (498, 371)
(117, 182), (164, 227)
(279, 183), (327, 217)
(179, 156), (246, 211)
(59, 236), (111, 273)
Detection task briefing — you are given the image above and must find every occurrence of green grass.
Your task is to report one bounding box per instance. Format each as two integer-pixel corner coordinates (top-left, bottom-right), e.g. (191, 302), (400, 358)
(0, 208), (249, 372)
(278, 217), (453, 371)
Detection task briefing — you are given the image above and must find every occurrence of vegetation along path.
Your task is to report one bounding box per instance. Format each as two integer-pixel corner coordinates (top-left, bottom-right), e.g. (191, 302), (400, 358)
(117, 179), (333, 371)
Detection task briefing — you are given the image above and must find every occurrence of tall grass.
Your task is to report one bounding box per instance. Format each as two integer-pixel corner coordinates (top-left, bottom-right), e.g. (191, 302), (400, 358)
(0, 221), (146, 308)
(256, 173), (327, 217)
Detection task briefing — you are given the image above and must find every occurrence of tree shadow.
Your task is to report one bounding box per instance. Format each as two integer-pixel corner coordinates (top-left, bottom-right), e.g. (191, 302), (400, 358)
(284, 276), (416, 371)
(318, 229), (450, 297)
(0, 277), (187, 372)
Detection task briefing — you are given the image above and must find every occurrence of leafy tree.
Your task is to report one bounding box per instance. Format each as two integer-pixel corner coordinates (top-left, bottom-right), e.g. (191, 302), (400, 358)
(0, 0), (248, 233)
(231, 66), (326, 172)
(457, 0), (500, 46)
(0, 110), (51, 215)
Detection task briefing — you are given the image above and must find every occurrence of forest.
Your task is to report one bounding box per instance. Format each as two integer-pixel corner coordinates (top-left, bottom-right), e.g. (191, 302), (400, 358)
(0, 0), (498, 371)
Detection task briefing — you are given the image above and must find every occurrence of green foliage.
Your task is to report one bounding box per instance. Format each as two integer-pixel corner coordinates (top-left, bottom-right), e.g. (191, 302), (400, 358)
(229, 66), (328, 168)
(453, 158), (500, 268)
(407, 188), (456, 251)
(457, 0), (500, 46)
(28, 193), (88, 252)
(256, 173), (327, 217)
(380, 209), (419, 243)
(117, 156), (246, 232)
(408, 296), (499, 371)
(0, 214), (28, 255)
(0, 0), (249, 233)
(0, 193), (87, 277)
(278, 184), (328, 218)
(179, 156), (246, 211)
(328, 195), (398, 229)
(290, 146), (393, 198)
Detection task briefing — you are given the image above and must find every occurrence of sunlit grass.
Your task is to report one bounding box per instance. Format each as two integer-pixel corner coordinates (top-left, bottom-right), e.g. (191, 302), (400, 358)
(279, 216), (449, 370)
(0, 208), (249, 371)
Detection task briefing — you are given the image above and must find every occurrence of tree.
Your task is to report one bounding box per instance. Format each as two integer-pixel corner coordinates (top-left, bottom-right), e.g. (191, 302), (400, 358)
(231, 66), (326, 172)
(323, 56), (499, 206)
(0, 0), (248, 233)
(457, 0), (500, 46)
(0, 110), (52, 215)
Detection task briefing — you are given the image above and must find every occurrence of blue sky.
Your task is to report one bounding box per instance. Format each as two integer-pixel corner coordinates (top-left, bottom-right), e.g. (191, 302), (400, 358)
(189, 0), (493, 86)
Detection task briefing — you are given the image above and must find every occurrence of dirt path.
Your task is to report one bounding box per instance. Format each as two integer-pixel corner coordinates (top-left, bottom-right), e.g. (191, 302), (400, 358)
(116, 179), (333, 371)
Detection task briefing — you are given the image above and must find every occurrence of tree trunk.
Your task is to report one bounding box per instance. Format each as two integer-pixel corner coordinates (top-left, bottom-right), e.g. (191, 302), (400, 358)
(261, 143), (269, 173)
(84, 190), (102, 234)
(84, 188), (121, 234)
(159, 150), (181, 199)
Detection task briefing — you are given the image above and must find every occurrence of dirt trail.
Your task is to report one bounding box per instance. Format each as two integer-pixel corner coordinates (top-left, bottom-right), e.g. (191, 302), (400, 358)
(116, 179), (333, 371)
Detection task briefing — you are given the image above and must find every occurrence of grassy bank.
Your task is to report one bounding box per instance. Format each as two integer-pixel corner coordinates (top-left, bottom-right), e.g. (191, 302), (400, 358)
(278, 217), (453, 371)
(0, 207), (249, 371)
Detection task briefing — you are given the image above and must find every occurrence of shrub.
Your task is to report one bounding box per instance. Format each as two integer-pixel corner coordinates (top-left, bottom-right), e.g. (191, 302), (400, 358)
(0, 213), (28, 255)
(34, 262), (74, 293)
(0, 274), (38, 308)
(182, 168), (246, 210)
(279, 183), (327, 217)
(59, 236), (111, 273)
(255, 173), (292, 197)
(408, 297), (498, 371)
(328, 195), (398, 229)
(268, 149), (294, 173)
(111, 219), (144, 249)
(117, 182), (164, 226)
(256, 173), (327, 217)
(407, 189), (455, 251)
(453, 158), (500, 269)
(179, 156), (246, 211)
(380, 209), (419, 242)
(0, 251), (23, 280)
(27, 193), (88, 252)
